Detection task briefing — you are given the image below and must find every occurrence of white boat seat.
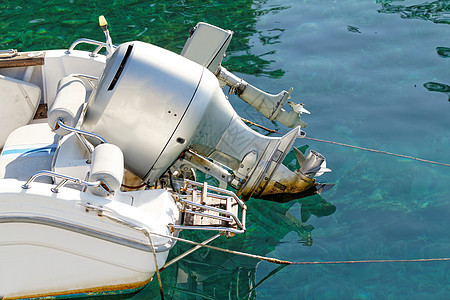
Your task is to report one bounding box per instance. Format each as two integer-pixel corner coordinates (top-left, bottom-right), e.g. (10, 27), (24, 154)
(0, 74), (41, 149)
(0, 70), (124, 193)
(0, 123), (58, 183)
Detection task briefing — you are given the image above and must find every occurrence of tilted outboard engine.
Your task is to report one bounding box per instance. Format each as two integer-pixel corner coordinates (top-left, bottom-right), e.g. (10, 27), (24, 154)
(82, 23), (330, 201)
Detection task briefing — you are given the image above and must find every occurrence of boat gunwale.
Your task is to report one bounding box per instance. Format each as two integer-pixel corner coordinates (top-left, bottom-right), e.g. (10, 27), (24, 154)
(0, 215), (175, 253)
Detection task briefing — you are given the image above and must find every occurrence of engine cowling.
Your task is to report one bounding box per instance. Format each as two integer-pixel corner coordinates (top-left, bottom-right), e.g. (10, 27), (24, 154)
(83, 40), (328, 201)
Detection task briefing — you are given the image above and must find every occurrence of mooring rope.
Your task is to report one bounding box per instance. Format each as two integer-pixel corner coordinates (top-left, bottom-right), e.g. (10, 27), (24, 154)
(99, 211), (165, 299)
(303, 136), (450, 168)
(151, 231), (450, 267)
(241, 118), (450, 168)
(289, 258), (450, 265)
(147, 231), (165, 300)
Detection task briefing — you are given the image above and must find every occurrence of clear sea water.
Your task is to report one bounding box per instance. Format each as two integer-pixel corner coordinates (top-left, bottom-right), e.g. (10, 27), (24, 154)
(1, 0), (449, 299)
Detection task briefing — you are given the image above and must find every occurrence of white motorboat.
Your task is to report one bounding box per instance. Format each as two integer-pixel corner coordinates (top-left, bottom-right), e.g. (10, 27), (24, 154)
(0, 18), (331, 299)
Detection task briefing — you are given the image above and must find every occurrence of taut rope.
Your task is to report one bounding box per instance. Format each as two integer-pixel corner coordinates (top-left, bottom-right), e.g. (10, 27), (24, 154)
(241, 118), (450, 168)
(151, 231), (450, 267)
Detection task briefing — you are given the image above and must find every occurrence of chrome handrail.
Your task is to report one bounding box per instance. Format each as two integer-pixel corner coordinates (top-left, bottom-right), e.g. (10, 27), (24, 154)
(184, 179), (247, 209)
(0, 49), (18, 58)
(69, 73), (99, 89)
(168, 224), (245, 235)
(185, 209), (233, 223)
(65, 38), (111, 57)
(21, 170), (111, 194)
(178, 196), (245, 230)
(55, 119), (107, 144)
(174, 179), (247, 235)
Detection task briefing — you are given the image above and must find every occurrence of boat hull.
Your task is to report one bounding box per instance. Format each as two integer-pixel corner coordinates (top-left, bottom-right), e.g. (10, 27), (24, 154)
(0, 179), (178, 299)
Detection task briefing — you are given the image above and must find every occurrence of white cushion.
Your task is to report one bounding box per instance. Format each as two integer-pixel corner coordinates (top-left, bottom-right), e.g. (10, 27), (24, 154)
(0, 124), (58, 182)
(0, 75), (41, 148)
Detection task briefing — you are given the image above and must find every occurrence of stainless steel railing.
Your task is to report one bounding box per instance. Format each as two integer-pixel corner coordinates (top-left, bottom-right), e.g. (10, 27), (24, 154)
(21, 170), (111, 194)
(65, 38), (116, 57)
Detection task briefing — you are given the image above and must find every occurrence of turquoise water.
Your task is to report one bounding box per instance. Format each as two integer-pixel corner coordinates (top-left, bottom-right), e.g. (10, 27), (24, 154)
(1, 0), (449, 299)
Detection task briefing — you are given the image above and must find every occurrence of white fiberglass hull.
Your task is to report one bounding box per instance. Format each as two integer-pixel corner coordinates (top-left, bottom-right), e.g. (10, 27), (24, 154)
(0, 179), (178, 299)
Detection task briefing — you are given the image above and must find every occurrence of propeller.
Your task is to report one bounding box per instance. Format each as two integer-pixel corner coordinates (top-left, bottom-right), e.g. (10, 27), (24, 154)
(288, 101), (310, 115)
(294, 148), (332, 178)
(257, 147), (333, 203)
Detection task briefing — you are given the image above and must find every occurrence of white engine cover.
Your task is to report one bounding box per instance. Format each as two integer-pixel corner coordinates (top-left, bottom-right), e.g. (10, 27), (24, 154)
(83, 41), (225, 182)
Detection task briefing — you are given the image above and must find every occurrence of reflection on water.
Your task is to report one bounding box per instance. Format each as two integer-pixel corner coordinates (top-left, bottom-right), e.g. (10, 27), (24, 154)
(377, 0), (450, 24)
(423, 81), (450, 100)
(428, 47), (450, 100)
(1, 0), (449, 298)
(0, 0), (287, 78)
(436, 46), (450, 58)
(377, 1), (450, 103)
(347, 25), (361, 33)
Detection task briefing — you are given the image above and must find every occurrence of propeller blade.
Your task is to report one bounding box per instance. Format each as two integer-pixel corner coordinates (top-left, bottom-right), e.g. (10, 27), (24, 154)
(288, 101), (311, 115)
(301, 107), (311, 114)
(293, 147), (306, 168)
(315, 183), (336, 194)
(315, 160), (332, 177)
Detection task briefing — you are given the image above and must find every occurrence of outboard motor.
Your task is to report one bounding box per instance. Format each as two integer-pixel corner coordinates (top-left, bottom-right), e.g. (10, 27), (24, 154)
(82, 25), (330, 202)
